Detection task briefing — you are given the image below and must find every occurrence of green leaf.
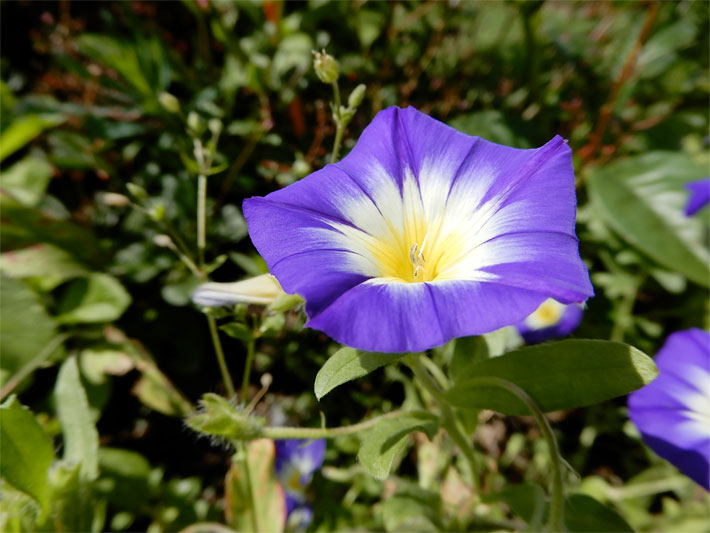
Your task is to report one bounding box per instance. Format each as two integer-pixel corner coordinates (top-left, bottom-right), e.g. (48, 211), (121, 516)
(448, 110), (533, 148)
(96, 448), (152, 512)
(315, 347), (404, 400)
(76, 34), (152, 96)
(586, 152), (709, 287)
(0, 114), (64, 162)
(55, 357), (99, 481)
(47, 462), (104, 532)
(0, 277), (61, 379)
(226, 440), (285, 533)
(358, 412), (439, 480)
(484, 483), (546, 528)
(272, 33), (313, 78)
(0, 396), (54, 510)
(444, 340), (657, 415)
(0, 194), (100, 265)
(56, 273), (131, 324)
(0, 244), (88, 291)
(380, 481), (442, 532)
(0, 156), (54, 206)
(220, 322), (253, 342)
(564, 494), (633, 532)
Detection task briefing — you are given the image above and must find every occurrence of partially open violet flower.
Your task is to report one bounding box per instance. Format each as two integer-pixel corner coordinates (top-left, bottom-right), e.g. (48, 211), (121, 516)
(516, 298), (584, 344)
(628, 329), (710, 490)
(274, 439), (326, 522)
(244, 106), (593, 352)
(684, 177), (710, 216)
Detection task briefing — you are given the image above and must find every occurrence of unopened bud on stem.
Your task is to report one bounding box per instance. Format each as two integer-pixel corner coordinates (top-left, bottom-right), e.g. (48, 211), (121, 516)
(348, 84), (366, 109)
(158, 92), (181, 113)
(312, 49), (338, 84)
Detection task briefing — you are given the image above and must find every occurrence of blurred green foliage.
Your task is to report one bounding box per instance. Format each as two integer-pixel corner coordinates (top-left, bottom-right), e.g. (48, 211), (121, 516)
(1, 1), (708, 531)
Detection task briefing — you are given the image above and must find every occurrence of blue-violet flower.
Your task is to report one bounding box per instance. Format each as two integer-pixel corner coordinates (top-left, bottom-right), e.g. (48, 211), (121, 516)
(516, 298), (584, 344)
(684, 177), (710, 216)
(628, 328), (710, 490)
(244, 106), (593, 352)
(274, 439), (326, 522)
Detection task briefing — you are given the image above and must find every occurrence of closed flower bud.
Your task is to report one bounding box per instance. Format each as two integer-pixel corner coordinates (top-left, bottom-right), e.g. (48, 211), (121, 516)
(100, 192), (131, 207)
(153, 234), (174, 248)
(348, 84), (366, 109)
(208, 118), (223, 136)
(158, 92), (181, 113)
(126, 182), (149, 202)
(187, 111), (205, 135)
(312, 49), (338, 84)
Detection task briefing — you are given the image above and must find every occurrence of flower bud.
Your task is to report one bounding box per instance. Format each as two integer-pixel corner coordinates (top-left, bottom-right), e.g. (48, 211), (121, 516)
(312, 49), (338, 84)
(153, 234), (174, 248)
(348, 84), (366, 109)
(207, 118), (222, 136)
(100, 192), (131, 207)
(126, 182), (148, 202)
(158, 92), (181, 113)
(187, 111), (205, 135)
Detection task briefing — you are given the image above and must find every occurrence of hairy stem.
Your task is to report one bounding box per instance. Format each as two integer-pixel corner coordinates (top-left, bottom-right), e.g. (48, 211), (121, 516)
(197, 173), (207, 272)
(261, 409), (417, 439)
(405, 354), (481, 493)
(207, 314), (236, 398)
(465, 376), (565, 532)
(241, 338), (255, 404)
(330, 81), (344, 163)
(236, 441), (259, 532)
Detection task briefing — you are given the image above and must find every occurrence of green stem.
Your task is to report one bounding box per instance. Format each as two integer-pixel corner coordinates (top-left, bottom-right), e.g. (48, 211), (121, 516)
(236, 441), (259, 532)
(261, 409), (415, 439)
(197, 173), (207, 272)
(466, 376), (565, 532)
(330, 81), (344, 164)
(405, 354), (480, 493)
(242, 338), (255, 404)
(207, 314), (236, 398)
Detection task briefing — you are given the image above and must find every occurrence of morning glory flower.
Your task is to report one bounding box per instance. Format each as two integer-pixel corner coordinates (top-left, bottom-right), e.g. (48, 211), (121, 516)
(628, 329), (710, 490)
(274, 439), (326, 526)
(516, 298), (584, 344)
(684, 177), (710, 216)
(243, 106), (593, 352)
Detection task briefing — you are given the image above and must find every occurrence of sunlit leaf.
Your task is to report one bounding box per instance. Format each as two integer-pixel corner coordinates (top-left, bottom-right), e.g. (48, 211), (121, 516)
(445, 340), (657, 415)
(315, 347), (403, 400)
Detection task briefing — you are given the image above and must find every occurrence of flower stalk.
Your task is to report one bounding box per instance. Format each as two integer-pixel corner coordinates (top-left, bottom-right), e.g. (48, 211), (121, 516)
(405, 354), (481, 493)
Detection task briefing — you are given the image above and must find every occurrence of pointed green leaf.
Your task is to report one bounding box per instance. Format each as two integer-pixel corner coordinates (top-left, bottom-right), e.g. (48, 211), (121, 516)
(444, 340), (657, 415)
(0, 396), (54, 510)
(0, 244), (88, 291)
(315, 347), (403, 400)
(564, 494), (633, 532)
(358, 412), (438, 480)
(56, 273), (131, 324)
(0, 277), (62, 381)
(0, 156), (54, 206)
(55, 357), (99, 481)
(0, 114), (64, 162)
(586, 152), (709, 286)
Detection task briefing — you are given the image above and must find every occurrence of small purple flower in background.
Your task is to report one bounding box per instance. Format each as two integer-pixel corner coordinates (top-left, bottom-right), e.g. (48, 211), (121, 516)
(274, 439), (326, 529)
(684, 177), (710, 216)
(244, 106), (593, 352)
(628, 329), (710, 490)
(515, 298), (584, 344)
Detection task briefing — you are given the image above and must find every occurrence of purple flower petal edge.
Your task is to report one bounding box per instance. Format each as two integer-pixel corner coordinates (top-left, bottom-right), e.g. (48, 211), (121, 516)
(628, 328), (710, 490)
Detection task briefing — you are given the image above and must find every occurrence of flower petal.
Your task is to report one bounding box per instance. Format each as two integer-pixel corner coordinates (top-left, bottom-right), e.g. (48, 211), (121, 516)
(308, 279), (548, 353)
